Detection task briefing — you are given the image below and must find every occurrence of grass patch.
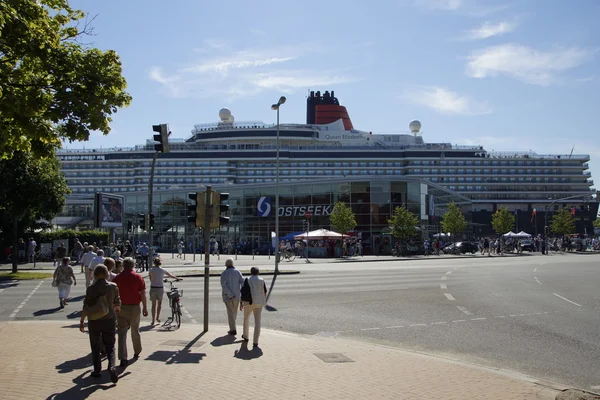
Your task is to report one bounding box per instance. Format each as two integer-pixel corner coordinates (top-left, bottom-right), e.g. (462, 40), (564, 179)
(0, 272), (54, 281)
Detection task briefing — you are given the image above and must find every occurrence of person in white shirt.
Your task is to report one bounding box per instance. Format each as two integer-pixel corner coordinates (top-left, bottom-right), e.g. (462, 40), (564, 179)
(89, 249), (106, 286)
(241, 267), (268, 348)
(148, 257), (181, 326)
(177, 242), (183, 258)
(80, 246), (97, 288)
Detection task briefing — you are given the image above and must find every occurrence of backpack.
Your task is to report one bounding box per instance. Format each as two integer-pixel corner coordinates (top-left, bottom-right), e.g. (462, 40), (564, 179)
(240, 278), (252, 304)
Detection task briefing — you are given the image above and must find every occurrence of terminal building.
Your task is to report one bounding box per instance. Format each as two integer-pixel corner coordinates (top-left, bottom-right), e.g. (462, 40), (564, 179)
(55, 90), (597, 253)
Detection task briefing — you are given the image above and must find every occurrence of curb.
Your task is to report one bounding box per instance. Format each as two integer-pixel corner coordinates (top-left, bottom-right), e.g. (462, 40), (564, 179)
(165, 270), (300, 278)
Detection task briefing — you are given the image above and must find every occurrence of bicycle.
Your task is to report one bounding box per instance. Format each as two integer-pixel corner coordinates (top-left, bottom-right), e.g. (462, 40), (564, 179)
(280, 249), (296, 261)
(164, 279), (183, 328)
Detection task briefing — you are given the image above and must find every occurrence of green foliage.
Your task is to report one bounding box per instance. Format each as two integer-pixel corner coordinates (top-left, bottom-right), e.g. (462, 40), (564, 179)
(593, 218), (600, 229)
(388, 205), (420, 242)
(550, 207), (576, 236)
(0, 150), (70, 272)
(0, 0), (132, 158)
(330, 202), (357, 234)
(441, 202), (468, 238)
(491, 206), (515, 235)
(35, 229), (108, 246)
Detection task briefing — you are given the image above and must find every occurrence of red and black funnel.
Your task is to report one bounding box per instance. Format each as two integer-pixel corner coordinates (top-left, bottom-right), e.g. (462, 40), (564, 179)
(306, 90), (354, 130)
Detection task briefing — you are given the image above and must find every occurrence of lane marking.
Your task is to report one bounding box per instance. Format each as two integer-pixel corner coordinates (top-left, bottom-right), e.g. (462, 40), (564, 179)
(452, 320), (466, 323)
(590, 385), (600, 390)
(471, 317), (487, 321)
(509, 315), (517, 317)
(446, 271), (453, 275)
(180, 306), (198, 324)
(9, 281), (43, 320)
(533, 267), (537, 273)
(553, 293), (582, 307)
(495, 316), (506, 318)
(456, 306), (473, 316)
(534, 277), (542, 285)
(440, 284), (447, 289)
(0, 288), (5, 293)
(430, 321), (448, 325)
(386, 325), (404, 329)
(360, 327), (380, 331)
(444, 293), (456, 301)
(409, 324), (427, 327)
(441, 276), (447, 281)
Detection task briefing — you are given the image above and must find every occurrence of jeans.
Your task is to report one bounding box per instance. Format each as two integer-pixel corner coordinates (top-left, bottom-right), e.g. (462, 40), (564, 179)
(88, 318), (116, 373)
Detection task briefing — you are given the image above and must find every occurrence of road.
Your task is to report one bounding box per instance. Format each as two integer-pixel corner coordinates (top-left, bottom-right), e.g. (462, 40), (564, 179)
(1, 253), (598, 391)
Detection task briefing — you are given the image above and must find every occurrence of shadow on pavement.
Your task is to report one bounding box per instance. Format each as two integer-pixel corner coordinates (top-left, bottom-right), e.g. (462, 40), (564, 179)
(0, 281), (19, 288)
(68, 295), (85, 303)
(210, 335), (239, 347)
(61, 324), (81, 330)
(46, 370), (130, 400)
(33, 307), (64, 316)
(146, 349), (207, 364)
(234, 342), (263, 360)
(55, 354), (92, 373)
(66, 310), (82, 319)
(139, 325), (155, 332)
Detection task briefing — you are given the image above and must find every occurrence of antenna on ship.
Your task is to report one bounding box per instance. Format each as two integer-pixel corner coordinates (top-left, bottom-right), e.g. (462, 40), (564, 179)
(569, 145), (574, 158)
(409, 120), (422, 137)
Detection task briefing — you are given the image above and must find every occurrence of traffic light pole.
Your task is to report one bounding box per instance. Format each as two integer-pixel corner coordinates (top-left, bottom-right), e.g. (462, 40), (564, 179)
(203, 185), (213, 332)
(147, 151), (159, 265)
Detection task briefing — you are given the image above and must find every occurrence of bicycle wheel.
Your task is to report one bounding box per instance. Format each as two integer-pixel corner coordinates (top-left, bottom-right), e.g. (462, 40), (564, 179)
(174, 302), (181, 328)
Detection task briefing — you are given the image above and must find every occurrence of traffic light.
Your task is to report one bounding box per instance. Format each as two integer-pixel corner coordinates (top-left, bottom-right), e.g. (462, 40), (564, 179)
(302, 220), (308, 232)
(138, 213), (146, 231)
(127, 220), (132, 232)
(214, 191), (230, 227)
(149, 213), (155, 230)
(152, 124), (170, 153)
(188, 192), (205, 228)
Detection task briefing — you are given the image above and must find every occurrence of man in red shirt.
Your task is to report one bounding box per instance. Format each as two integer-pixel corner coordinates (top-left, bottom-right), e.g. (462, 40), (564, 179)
(112, 257), (148, 367)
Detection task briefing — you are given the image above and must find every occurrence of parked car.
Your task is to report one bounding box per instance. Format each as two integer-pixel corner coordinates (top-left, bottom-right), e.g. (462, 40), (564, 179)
(520, 240), (536, 252)
(442, 242), (478, 254)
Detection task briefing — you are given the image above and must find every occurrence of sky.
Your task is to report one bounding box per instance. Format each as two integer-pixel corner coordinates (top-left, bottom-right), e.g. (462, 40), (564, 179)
(67, 0), (599, 187)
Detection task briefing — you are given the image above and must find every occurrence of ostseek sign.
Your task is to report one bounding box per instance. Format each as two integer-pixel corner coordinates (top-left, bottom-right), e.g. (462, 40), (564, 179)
(278, 205), (332, 217)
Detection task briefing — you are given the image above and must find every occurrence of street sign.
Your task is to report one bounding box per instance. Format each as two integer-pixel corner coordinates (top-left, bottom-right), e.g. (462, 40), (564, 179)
(305, 211), (312, 218)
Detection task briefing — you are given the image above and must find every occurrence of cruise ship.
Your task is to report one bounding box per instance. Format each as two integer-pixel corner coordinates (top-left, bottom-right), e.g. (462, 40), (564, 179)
(57, 90), (596, 239)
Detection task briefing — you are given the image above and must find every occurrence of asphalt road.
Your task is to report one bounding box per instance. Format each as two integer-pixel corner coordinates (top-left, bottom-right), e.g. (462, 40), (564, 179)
(1, 253), (598, 391)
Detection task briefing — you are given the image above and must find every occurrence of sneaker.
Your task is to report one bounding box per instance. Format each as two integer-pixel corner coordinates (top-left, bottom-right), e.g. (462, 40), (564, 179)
(119, 359), (128, 368)
(227, 330), (237, 336)
(108, 367), (119, 384)
(133, 353), (140, 359)
(253, 343), (259, 348)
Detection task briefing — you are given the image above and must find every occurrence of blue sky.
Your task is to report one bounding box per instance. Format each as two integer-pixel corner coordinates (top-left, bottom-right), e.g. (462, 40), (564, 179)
(68, 0), (599, 186)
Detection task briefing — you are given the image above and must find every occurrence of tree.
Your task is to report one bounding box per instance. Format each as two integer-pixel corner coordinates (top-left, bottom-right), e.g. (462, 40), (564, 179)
(330, 202), (357, 234)
(0, 151), (70, 273)
(0, 0), (132, 158)
(491, 206), (515, 236)
(593, 218), (600, 229)
(550, 207), (576, 236)
(388, 205), (420, 243)
(441, 202), (467, 240)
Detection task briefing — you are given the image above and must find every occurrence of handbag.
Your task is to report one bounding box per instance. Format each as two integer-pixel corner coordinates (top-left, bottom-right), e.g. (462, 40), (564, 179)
(87, 293), (110, 320)
(240, 278), (252, 304)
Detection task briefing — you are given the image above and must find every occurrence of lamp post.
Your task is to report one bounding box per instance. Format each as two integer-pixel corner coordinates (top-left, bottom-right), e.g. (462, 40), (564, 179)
(544, 194), (589, 255)
(271, 96), (286, 273)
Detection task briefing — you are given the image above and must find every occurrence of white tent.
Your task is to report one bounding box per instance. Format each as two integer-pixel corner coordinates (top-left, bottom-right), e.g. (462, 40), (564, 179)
(293, 229), (348, 240)
(516, 231), (532, 238)
(502, 231), (519, 238)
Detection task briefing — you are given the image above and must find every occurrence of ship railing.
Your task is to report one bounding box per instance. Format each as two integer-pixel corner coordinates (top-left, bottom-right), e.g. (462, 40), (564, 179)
(488, 151), (590, 160)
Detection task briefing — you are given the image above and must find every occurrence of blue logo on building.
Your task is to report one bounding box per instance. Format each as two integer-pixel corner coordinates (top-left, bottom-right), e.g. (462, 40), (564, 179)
(257, 196), (271, 217)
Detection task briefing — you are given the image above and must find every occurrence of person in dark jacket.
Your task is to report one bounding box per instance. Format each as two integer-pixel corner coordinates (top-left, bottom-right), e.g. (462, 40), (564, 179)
(80, 264), (121, 383)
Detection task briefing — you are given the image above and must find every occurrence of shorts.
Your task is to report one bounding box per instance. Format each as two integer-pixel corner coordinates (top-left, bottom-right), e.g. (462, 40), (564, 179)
(149, 287), (164, 301)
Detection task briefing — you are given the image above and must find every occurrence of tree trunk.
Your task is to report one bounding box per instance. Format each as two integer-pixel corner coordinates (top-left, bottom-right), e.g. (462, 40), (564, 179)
(12, 217), (19, 274)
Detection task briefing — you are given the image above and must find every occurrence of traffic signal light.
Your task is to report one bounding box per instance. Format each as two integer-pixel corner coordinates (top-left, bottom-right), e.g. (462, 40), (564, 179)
(127, 220), (132, 232)
(138, 213), (146, 231)
(149, 213), (155, 230)
(214, 191), (230, 227)
(152, 124), (170, 153)
(188, 192), (205, 228)
(302, 220), (308, 232)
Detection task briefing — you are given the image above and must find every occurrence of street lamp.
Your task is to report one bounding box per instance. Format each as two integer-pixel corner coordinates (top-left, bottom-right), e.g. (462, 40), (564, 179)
(544, 194), (589, 255)
(271, 96), (286, 273)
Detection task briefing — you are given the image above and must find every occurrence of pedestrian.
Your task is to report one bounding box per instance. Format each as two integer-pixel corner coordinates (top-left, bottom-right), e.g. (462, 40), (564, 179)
(80, 264), (121, 383)
(114, 259), (124, 275)
(148, 257), (182, 325)
(53, 257), (77, 308)
(73, 238), (84, 264)
(54, 243), (67, 267)
(88, 249), (106, 286)
(27, 237), (37, 263)
(177, 241), (183, 258)
(220, 258), (244, 336)
(104, 258), (118, 281)
(241, 267), (268, 348)
(112, 257), (148, 367)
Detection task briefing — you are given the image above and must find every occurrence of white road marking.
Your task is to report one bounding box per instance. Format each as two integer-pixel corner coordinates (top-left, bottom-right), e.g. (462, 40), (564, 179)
(9, 281), (43, 320)
(446, 271), (452, 275)
(0, 288), (5, 293)
(456, 306), (473, 315)
(495, 316), (506, 318)
(509, 315), (517, 317)
(452, 320), (466, 323)
(360, 327), (380, 331)
(430, 321), (448, 325)
(441, 276), (447, 281)
(533, 267), (537, 273)
(471, 317), (487, 321)
(440, 284), (447, 289)
(553, 293), (582, 307)
(590, 385), (600, 390)
(386, 325), (404, 329)
(534, 277), (542, 284)
(444, 293), (456, 301)
(409, 324), (427, 327)
(180, 306), (197, 324)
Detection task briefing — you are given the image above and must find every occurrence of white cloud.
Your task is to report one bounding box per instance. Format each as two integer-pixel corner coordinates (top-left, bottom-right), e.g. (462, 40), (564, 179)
(403, 87), (491, 115)
(463, 20), (517, 40)
(466, 44), (593, 85)
(148, 45), (356, 100)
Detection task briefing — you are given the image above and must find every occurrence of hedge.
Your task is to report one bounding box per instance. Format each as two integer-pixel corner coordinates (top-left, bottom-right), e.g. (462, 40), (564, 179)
(33, 230), (109, 247)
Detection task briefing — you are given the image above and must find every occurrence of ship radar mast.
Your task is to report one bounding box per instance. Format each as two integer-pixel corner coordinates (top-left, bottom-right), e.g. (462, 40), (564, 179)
(409, 120), (422, 137)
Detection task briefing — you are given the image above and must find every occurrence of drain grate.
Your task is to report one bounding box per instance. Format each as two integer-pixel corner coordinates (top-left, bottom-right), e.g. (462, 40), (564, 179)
(313, 353), (355, 363)
(161, 340), (205, 348)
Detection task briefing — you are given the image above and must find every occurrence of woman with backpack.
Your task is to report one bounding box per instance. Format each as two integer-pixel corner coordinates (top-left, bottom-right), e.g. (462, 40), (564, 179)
(53, 257), (76, 308)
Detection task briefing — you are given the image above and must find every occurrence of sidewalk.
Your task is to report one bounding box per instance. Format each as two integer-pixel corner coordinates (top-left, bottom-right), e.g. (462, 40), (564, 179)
(0, 321), (562, 399)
